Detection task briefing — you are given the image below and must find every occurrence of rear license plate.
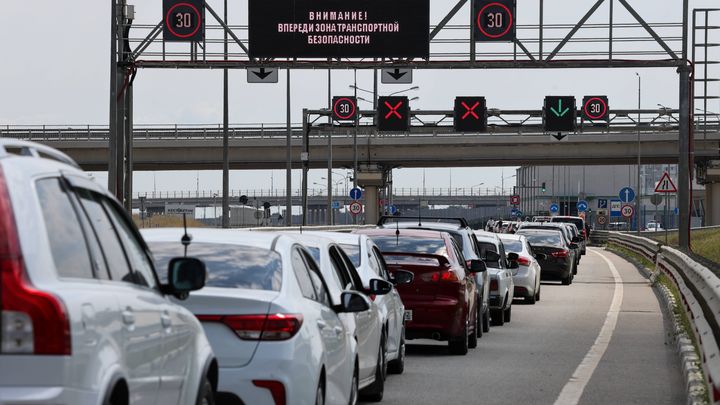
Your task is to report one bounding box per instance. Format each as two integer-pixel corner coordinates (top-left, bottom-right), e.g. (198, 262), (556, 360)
(404, 310), (413, 321)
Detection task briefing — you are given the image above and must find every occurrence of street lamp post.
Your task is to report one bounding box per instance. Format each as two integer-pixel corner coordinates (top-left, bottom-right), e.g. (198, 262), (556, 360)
(636, 73), (642, 234)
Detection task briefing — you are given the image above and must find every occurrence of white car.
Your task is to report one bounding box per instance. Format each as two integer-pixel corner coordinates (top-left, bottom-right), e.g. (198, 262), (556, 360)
(0, 140), (216, 405)
(498, 234), (543, 304)
(646, 222), (665, 232)
(300, 231), (413, 375)
(474, 231), (516, 326)
(283, 233), (394, 402)
(143, 229), (370, 405)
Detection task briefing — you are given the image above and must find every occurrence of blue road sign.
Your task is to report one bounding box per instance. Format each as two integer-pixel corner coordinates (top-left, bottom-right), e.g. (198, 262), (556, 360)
(598, 199), (608, 209)
(550, 204), (559, 213)
(674, 207), (680, 215)
(331, 201), (341, 209)
(610, 199), (622, 217)
(577, 200), (589, 212)
(511, 208), (519, 214)
(619, 187), (636, 203)
(349, 187), (363, 200)
(389, 205), (398, 215)
(516, 210), (524, 217)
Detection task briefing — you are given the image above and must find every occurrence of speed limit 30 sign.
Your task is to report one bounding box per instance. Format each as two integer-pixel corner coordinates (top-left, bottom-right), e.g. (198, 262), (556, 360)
(621, 204), (635, 219)
(349, 201), (363, 216)
(163, 0), (205, 42)
(473, 0), (516, 42)
(332, 97), (358, 122)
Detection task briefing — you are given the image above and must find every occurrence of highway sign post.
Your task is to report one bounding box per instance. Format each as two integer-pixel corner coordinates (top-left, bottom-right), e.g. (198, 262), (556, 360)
(378, 96), (410, 132)
(544, 96), (576, 135)
(454, 97), (487, 132)
(349, 187), (363, 201)
(349, 201), (363, 216)
(473, 0), (516, 42)
(247, 0), (430, 58)
(582, 96), (609, 122)
(382, 69), (413, 84)
(619, 187), (636, 203)
(247, 68), (278, 83)
(163, 0), (205, 42)
(332, 97), (358, 122)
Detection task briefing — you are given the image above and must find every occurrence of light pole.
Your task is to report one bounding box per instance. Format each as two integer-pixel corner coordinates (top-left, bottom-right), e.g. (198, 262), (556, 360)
(636, 72), (642, 234)
(471, 183), (485, 195)
(389, 86), (420, 96)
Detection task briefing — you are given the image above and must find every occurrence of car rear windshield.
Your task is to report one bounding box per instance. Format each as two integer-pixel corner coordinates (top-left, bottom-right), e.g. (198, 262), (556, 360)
(340, 243), (361, 267)
(371, 236), (447, 256)
(384, 255), (440, 267)
(150, 242), (282, 291)
(499, 239), (523, 253)
(517, 232), (563, 247)
(552, 218), (584, 230)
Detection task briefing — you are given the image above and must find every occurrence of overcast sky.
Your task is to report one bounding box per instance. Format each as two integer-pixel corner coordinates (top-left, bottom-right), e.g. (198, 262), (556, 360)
(1, 0), (717, 195)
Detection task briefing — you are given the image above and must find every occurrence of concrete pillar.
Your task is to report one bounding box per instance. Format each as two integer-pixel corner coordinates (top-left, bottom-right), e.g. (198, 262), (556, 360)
(364, 186), (380, 225)
(707, 182), (720, 226)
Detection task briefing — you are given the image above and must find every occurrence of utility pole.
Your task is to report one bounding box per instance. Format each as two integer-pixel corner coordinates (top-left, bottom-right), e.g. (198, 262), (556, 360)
(221, 0), (230, 228)
(636, 73), (642, 235)
(678, 0), (691, 249)
(286, 70), (292, 226)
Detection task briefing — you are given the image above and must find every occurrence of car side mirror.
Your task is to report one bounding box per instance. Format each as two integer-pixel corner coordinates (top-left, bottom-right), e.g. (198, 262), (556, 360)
(569, 243), (579, 250)
(391, 270), (414, 285)
(166, 257), (206, 300)
(469, 260), (487, 273)
(507, 252), (519, 261)
(337, 291), (370, 313)
(535, 253), (548, 261)
(508, 260), (520, 270)
(369, 279), (393, 296)
(572, 236), (581, 243)
(484, 251), (501, 262)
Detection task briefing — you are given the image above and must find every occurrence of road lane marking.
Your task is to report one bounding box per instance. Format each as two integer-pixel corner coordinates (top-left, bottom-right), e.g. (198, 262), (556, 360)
(553, 249), (624, 405)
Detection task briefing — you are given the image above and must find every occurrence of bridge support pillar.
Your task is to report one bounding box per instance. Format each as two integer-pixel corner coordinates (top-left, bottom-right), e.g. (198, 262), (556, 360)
(356, 165), (386, 225)
(706, 182), (720, 226)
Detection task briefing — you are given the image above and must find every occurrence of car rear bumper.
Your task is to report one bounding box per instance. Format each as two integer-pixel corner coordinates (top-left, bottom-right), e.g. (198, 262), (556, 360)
(404, 298), (466, 340)
(0, 387), (98, 405)
(513, 272), (536, 298)
(539, 262), (571, 279)
(217, 359), (317, 405)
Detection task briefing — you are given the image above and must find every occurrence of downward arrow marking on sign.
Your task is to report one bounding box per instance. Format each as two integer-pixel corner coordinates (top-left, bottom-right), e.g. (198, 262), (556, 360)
(252, 68), (273, 80)
(550, 99), (570, 117)
(553, 132), (567, 141)
(388, 69), (407, 81)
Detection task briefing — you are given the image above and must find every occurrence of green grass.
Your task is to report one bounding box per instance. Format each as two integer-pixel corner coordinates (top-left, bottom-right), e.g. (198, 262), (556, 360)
(607, 245), (655, 269)
(649, 228), (720, 265)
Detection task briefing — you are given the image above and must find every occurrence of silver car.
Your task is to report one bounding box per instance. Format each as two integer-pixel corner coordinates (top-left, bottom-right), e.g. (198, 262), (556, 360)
(474, 231), (516, 326)
(498, 234), (543, 304)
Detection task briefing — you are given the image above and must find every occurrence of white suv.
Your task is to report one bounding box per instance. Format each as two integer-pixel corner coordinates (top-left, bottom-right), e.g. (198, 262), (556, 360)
(0, 140), (216, 405)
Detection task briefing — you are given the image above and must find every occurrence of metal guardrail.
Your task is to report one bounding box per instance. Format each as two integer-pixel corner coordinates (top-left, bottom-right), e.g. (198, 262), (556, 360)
(608, 232), (719, 402)
(241, 225), (375, 233)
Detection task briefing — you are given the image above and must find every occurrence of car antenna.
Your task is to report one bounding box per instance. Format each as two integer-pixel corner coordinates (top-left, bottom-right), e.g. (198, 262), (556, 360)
(181, 213), (192, 257)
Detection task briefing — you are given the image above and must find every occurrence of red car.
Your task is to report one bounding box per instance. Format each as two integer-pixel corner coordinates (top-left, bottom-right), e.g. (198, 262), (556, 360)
(356, 229), (485, 355)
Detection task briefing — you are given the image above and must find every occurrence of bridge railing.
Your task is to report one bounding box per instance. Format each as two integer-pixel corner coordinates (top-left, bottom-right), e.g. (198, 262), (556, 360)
(133, 188), (512, 200)
(607, 232), (719, 401)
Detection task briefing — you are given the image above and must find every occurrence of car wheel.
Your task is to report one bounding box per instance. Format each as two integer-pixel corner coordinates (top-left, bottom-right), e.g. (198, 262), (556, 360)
(526, 291), (537, 305)
(475, 306), (484, 339)
(562, 274), (572, 285)
(316, 377), (325, 405)
(468, 310), (479, 349)
(448, 323), (469, 355)
(387, 332), (405, 375)
(360, 340), (385, 402)
(482, 308), (491, 333)
(535, 286), (541, 302)
(196, 376), (215, 405)
(503, 306), (512, 323)
(490, 308), (504, 326)
(349, 363), (359, 405)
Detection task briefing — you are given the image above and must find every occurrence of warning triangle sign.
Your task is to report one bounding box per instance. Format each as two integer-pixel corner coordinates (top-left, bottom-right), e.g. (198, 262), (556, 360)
(655, 172), (677, 193)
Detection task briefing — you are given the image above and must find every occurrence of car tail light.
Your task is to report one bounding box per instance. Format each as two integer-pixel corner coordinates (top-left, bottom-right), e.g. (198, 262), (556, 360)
(253, 380), (286, 405)
(197, 314), (303, 341)
(517, 256), (532, 266)
(551, 250), (569, 258)
(490, 279), (498, 291)
(0, 166), (71, 355)
(431, 270), (459, 282)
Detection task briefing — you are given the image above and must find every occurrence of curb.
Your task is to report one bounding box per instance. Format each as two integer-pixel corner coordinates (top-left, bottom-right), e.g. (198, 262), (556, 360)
(606, 246), (709, 405)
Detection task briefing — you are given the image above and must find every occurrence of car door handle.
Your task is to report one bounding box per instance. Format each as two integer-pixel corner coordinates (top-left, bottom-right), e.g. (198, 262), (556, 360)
(316, 320), (328, 330)
(122, 310), (135, 326)
(161, 313), (172, 328)
(333, 326), (344, 336)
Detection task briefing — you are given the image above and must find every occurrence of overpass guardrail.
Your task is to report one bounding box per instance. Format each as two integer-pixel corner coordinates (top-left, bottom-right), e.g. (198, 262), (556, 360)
(608, 232), (719, 402)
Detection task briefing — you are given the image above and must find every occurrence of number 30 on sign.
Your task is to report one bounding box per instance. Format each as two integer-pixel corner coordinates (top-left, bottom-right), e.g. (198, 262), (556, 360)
(163, 0), (205, 42)
(473, 0), (516, 42)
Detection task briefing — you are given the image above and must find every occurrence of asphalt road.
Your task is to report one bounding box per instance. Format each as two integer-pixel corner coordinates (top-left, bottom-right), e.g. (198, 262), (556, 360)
(363, 247), (684, 405)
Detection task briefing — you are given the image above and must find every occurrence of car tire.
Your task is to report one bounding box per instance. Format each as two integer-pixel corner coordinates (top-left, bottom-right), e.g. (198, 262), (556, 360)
(526, 291), (537, 305)
(316, 377), (325, 405)
(503, 306), (512, 323)
(562, 274), (572, 285)
(468, 310), (479, 349)
(490, 308), (504, 326)
(196, 376), (215, 405)
(475, 306), (484, 339)
(482, 308), (491, 333)
(448, 324), (469, 355)
(535, 286), (541, 302)
(387, 333), (405, 375)
(360, 340), (385, 402)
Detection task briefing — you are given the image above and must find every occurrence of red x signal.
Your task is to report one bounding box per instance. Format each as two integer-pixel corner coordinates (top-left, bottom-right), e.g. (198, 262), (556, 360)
(384, 101), (404, 119)
(461, 101), (480, 120)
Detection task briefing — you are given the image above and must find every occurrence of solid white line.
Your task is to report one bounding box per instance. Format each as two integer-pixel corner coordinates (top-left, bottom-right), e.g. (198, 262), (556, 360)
(553, 249), (624, 405)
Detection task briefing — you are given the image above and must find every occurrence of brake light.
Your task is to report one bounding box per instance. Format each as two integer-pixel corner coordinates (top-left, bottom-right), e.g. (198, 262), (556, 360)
(253, 380), (286, 405)
(490, 279), (498, 291)
(431, 270), (459, 282)
(517, 256), (532, 266)
(551, 250), (569, 258)
(197, 314), (303, 341)
(0, 166), (70, 355)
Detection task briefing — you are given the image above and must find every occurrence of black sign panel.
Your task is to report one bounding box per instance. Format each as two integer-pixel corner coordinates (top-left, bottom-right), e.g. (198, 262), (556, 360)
(454, 97), (487, 132)
(582, 96), (609, 122)
(163, 0), (205, 42)
(332, 97), (358, 122)
(544, 96), (577, 133)
(473, 0), (516, 42)
(378, 96), (410, 132)
(248, 0), (430, 58)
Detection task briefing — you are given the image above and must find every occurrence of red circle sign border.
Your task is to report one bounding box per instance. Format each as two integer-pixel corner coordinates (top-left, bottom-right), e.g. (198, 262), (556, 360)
(583, 97), (608, 120)
(477, 2), (514, 40)
(333, 97), (357, 121)
(166, 3), (202, 39)
(349, 201), (363, 215)
(621, 204), (635, 218)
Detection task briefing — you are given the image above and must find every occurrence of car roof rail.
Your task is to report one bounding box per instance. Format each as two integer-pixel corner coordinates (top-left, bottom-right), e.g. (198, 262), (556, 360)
(378, 216), (469, 228)
(0, 140), (80, 169)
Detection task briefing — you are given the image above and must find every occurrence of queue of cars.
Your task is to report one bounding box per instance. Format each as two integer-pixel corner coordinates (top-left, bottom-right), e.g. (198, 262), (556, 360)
(0, 141), (592, 404)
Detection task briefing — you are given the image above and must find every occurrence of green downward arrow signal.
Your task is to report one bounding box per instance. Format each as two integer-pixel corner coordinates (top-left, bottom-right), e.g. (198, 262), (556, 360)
(550, 99), (570, 117)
